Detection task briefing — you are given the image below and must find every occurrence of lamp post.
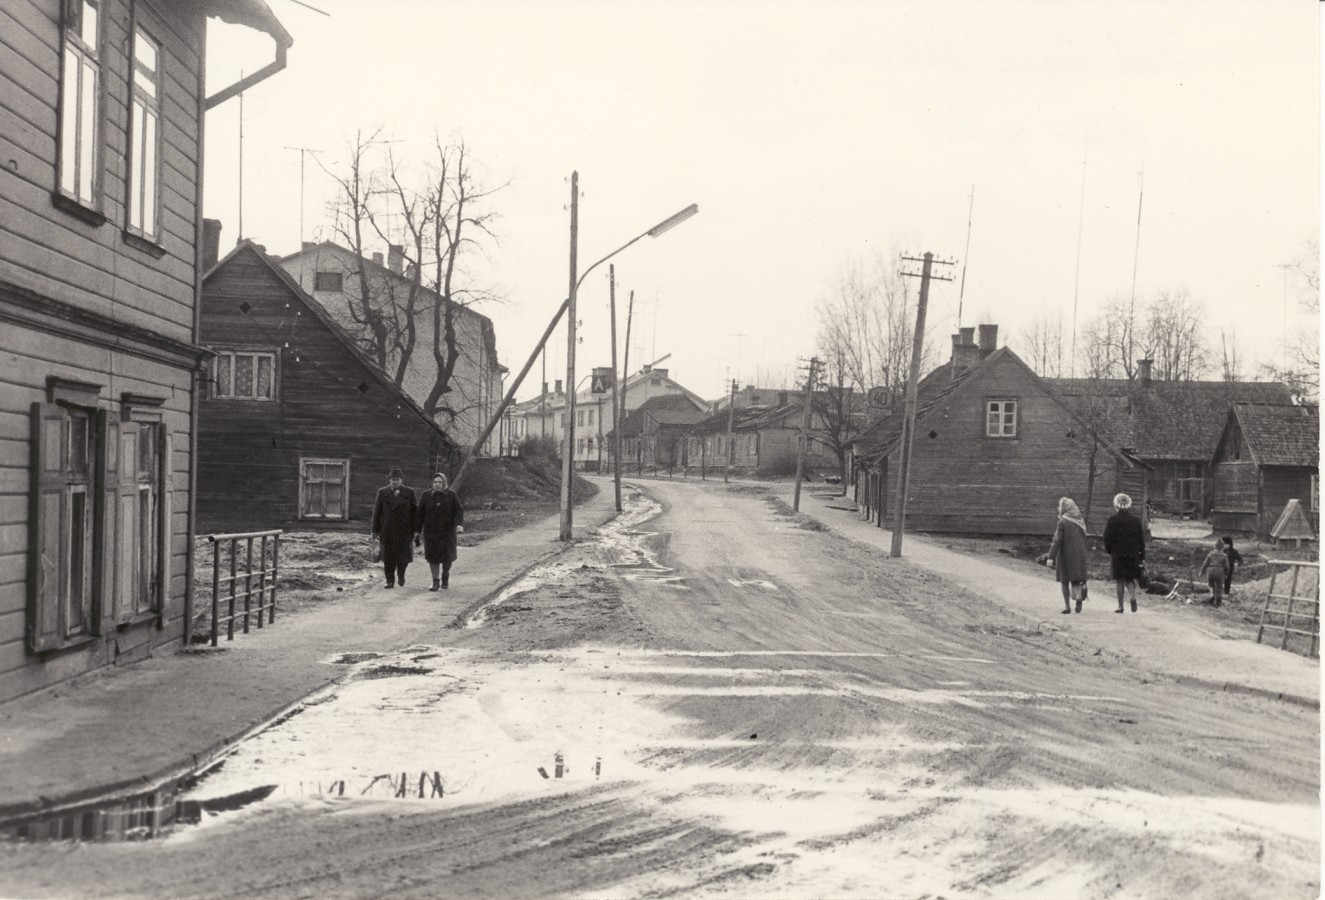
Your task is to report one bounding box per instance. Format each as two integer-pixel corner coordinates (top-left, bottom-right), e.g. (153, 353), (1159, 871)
(559, 177), (698, 540)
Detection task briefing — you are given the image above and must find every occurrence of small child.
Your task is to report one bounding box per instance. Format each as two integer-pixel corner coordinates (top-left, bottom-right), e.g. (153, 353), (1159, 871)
(1221, 535), (1244, 595)
(1200, 538), (1231, 608)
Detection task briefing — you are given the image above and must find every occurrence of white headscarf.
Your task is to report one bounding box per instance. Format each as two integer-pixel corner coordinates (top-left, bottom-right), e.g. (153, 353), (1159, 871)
(1058, 497), (1087, 533)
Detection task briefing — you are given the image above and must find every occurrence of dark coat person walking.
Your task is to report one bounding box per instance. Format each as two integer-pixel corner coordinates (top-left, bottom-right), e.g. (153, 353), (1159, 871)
(372, 468), (417, 588)
(1103, 492), (1146, 614)
(415, 472), (464, 591)
(1038, 497), (1090, 614)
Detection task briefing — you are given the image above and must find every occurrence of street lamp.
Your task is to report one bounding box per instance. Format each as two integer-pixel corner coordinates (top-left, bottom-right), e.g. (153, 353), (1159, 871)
(561, 172), (697, 540)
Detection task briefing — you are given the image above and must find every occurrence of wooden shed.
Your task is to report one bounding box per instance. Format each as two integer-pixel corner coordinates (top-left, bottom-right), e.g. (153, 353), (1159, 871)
(855, 329), (1148, 536)
(198, 241), (458, 533)
(1210, 404), (1319, 537)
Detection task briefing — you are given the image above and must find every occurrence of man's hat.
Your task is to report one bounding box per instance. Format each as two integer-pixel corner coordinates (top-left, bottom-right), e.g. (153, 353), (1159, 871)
(388, 468), (403, 479)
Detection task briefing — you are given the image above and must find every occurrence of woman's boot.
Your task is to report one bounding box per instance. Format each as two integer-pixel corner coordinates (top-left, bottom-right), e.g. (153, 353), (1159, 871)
(429, 563), (440, 592)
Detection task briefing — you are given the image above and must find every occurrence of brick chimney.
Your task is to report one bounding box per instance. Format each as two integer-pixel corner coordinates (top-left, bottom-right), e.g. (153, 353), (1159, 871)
(1138, 358), (1153, 387)
(387, 244), (405, 274)
(201, 218), (222, 271)
(951, 329), (980, 376)
(977, 323), (999, 357)
(301, 241), (316, 252)
(554, 379), (563, 394)
(652, 368), (667, 379)
(372, 251), (384, 268)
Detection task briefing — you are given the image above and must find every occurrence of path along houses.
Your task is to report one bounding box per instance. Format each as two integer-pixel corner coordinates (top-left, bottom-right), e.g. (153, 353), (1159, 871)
(854, 326), (1149, 536)
(197, 239), (459, 533)
(0, 0), (291, 702)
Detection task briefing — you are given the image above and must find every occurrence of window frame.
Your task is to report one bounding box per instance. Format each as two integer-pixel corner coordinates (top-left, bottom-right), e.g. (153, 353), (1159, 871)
(211, 349), (278, 401)
(985, 399), (1019, 438)
(54, 0), (105, 220)
(298, 457), (350, 521)
(313, 271), (344, 292)
(124, 22), (162, 243)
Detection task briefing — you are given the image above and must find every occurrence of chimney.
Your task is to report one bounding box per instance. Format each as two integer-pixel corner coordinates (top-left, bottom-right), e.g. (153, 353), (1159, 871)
(301, 241), (316, 252)
(387, 244), (405, 274)
(1138, 358), (1153, 387)
(372, 251), (384, 267)
(554, 379), (563, 394)
(201, 218), (222, 271)
(977, 324), (999, 356)
(778, 390), (789, 405)
(652, 368), (667, 379)
(959, 326), (976, 346)
(951, 328), (980, 376)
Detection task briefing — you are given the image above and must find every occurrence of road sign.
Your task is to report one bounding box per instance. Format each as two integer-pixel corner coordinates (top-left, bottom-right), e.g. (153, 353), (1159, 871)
(866, 386), (889, 408)
(591, 367), (614, 394)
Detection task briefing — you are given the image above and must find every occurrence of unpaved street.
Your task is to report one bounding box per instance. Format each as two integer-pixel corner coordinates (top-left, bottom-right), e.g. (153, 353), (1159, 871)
(2, 480), (1318, 899)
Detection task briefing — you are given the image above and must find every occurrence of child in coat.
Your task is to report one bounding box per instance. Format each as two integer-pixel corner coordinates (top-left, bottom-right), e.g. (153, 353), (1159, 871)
(1221, 535), (1244, 595)
(1199, 538), (1231, 608)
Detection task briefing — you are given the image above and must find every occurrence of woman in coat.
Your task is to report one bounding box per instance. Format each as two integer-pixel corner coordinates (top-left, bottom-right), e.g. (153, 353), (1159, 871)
(415, 472), (464, 591)
(371, 467), (417, 588)
(1039, 496), (1090, 614)
(1102, 492), (1145, 614)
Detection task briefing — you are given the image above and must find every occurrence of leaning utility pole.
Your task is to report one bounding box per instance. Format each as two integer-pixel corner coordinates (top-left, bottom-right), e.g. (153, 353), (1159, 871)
(609, 265), (623, 512)
(792, 356), (819, 511)
(559, 172), (579, 541)
(723, 378), (737, 483)
(891, 252), (955, 557)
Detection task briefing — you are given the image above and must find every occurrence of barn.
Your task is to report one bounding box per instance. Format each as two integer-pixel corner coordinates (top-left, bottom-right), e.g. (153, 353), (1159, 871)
(1209, 404), (1319, 537)
(197, 239), (458, 533)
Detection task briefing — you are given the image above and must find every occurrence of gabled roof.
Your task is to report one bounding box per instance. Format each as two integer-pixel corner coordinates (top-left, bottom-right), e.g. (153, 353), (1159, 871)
(204, 240), (458, 450)
(686, 403), (805, 435)
(279, 240), (502, 371)
(1228, 404), (1319, 468)
(609, 394), (706, 437)
(1047, 377), (1292, 460)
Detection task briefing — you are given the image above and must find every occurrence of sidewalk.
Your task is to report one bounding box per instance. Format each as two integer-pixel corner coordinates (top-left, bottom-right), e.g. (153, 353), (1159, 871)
(0, 486), (619, 822)
(784, 485), (1320, 710)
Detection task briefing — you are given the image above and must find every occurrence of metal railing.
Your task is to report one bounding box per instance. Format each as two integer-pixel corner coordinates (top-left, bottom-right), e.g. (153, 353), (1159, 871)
(1256, 559), (1320, 657)
(206, 530), (282, 646)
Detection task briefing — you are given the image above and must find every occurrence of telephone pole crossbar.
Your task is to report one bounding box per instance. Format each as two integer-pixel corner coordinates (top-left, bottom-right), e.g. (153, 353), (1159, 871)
(891, 252), (955, 558)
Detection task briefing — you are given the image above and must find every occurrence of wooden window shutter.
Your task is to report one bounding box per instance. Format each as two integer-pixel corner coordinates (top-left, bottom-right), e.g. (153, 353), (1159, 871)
(115, 422), (138, 624)
(156, 426), (172, 623)
(94, 410), (117, 636)
(29, 403), (67, 652)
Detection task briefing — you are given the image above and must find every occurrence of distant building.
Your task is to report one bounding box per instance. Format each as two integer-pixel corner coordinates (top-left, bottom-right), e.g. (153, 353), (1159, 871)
(608, 394), (709, 473)
(1209, 404), (1318, 536)
(198, 239), (459, 532)
(278, 242), (506, 454)
(0, 0), (290, 701)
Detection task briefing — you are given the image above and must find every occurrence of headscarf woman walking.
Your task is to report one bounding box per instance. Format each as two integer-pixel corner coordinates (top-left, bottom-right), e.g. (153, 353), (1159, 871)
(415, 472), (464, 591)
(1039, 497), (1090, 614)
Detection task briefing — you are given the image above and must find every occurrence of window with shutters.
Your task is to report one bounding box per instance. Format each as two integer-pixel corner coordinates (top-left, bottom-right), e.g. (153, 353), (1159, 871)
(212, 350), (277, 400)
(125, 25), (160, 240)
(56, 0), (103, 215)
(29, 402), (101, 651)
(300, 458), (349, 520)
(117, 422), (161, 616)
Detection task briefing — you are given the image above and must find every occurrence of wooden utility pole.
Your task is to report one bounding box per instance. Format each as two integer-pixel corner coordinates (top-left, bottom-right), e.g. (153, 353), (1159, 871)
(891, 252), (954, 557)
(620, 289), (634, 478)
(792, 357), (819, 511)
(559, 172), (579, 541)
(609, 265), (622, 511)
(723, 378), (737, 483)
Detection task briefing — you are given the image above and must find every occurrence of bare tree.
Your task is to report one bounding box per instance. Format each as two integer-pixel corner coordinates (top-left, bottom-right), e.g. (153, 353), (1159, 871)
(809, 346), (862, 490)
(1144, 288), (1210, 381)
(1219, 328), (1244, 382)
(1078, 294), (1141, 381)
(1018, 310), (1065, 377)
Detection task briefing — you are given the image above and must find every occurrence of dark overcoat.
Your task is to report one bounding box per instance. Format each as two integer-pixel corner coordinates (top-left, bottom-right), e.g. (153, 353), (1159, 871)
(372, 485), (417, 566)
(416, 488), (464, 564)
(1102, 510), (1145, 561)
(1047, 519), (1089, 584)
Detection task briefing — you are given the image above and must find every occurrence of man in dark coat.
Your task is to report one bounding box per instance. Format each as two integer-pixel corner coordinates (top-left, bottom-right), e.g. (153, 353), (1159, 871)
(415, 472), (464, 591)
(1103, 492), (1145, 614)
(372, 468), (417, 588)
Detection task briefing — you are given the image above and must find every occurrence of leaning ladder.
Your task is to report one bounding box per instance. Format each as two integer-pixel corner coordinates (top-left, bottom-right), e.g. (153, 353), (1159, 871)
(1256, 560), (1320, 658)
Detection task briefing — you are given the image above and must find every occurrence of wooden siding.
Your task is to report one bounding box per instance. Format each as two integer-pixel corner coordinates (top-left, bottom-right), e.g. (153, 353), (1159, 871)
(198, 250), (454, 533)
(0, 0), (203, 340)
(879, 354), (1133, 535)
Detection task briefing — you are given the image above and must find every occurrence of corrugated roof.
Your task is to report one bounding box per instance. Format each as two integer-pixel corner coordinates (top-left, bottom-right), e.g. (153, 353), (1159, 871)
(1232, 403), (1319, 468)
(1048, 377), (1293, 460)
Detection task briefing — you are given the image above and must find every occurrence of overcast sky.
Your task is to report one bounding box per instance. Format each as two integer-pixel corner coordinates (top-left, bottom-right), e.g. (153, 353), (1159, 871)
(203, 0), (1320, 403)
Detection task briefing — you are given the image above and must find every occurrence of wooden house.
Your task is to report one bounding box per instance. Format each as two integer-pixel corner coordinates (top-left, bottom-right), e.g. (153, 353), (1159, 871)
(198, 239), (459, 533)
(1048, 362), (1291, 514)
(0, 0), (290, 702)
(1210, 404), (1319, 537)
(608, 394), (708, 473)
(682, 399), (838, 478)
(855, 325), (1148, 535)
(277, 242), (506, 455)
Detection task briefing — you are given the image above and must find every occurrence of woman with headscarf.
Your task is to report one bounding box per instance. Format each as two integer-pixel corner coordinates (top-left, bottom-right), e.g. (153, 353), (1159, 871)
(1038, 497), (1090, 614)
(414, 472), (464, 591)
(1103, 492), (1145, 613)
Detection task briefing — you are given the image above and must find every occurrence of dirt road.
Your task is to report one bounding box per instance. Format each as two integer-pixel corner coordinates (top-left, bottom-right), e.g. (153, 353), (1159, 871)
(2, 480), (1318, 899)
